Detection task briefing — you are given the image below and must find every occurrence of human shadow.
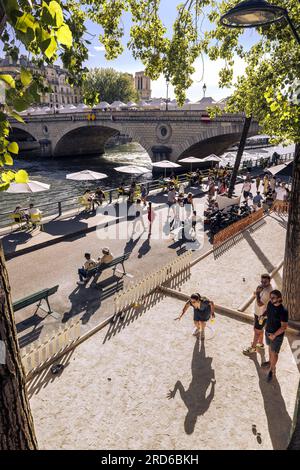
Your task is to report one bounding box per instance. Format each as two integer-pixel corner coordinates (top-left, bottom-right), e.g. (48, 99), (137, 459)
(138, 235), (151, 258)
(123, 233), (142, 255)
(1, 230), (33, 254)
(43, 217), (88, 236)
(248, 354), (292, 449)
(62, 276), (123, 325)
(167, 338), (215, 434)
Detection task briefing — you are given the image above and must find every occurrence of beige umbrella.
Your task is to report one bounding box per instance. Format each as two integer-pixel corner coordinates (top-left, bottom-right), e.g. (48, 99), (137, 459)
(152, 160), (181, 178)
(66, 170), (108, 181)
(6, 180), (50, 193)
(114, 165), (151, 175)
(178, 156), (203, 171)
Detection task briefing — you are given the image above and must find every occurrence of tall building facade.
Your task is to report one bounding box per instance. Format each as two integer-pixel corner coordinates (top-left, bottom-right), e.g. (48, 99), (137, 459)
(135, 71), (151, 101)
(0, 54), (81, 107)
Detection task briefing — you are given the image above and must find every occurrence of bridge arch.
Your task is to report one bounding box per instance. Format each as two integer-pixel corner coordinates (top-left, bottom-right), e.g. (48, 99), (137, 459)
(52, 121), (153, 158)
(177, 129), (259, 161)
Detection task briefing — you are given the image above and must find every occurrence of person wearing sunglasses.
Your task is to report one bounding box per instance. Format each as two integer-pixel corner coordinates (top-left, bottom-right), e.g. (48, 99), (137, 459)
(260, 290), (288, 382)
(243, 273), (273, 356)
(176, 293), (215, 339)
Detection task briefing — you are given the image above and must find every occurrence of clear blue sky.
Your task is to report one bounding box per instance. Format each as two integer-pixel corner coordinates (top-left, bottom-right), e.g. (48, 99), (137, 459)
(1, 1), (260, 102)
(84, 1), (259, 101)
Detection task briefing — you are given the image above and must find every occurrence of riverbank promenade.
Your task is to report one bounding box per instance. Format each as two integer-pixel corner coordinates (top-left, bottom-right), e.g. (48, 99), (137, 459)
(3, 178), (300, 449)
(27, 210), (299, 450)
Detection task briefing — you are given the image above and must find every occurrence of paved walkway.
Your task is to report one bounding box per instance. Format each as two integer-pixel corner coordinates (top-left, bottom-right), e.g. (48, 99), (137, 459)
(7, 189), (210, 346)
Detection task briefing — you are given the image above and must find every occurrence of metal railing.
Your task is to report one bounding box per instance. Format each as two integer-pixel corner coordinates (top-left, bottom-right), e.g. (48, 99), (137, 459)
(241, 152), (294, 169)
(0, 152), (294, 229)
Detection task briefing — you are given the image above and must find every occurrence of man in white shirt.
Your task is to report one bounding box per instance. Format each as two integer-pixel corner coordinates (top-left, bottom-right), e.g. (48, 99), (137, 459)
(242, 179), (252, 201)
(243, 273), (273, 355)
(77, 253), (97, 285)
(275, 183), (287, 201)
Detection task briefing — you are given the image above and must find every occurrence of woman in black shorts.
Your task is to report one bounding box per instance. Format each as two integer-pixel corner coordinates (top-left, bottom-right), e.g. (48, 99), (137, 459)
(176, 293), (215, 338)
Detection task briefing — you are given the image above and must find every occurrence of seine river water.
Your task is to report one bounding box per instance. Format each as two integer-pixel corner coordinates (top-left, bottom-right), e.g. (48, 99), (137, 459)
(0, 141), (295, 214)
(0, 142), (153, 214)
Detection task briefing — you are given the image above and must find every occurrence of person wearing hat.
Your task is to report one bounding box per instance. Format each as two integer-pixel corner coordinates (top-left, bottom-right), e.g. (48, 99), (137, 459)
(98, 248), (113, 265)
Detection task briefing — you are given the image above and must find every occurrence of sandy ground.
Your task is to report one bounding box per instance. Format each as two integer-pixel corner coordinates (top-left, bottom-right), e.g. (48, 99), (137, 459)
(28, 210), (298, 450)
(182, 213), (286, 310)
(29, 296), (298, 450)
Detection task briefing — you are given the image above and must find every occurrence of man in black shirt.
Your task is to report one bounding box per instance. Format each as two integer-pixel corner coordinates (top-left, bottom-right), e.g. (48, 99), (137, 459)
(261, 290), (288, 382)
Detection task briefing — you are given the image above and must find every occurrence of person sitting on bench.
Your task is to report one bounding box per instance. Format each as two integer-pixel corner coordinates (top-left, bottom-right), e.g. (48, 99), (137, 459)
(77, 253), (97, 285)
(98, 247), (113, 265)
(13, 206), (30, 224)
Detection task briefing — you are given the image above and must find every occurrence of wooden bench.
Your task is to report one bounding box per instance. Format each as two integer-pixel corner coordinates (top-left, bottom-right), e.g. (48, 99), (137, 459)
(13, 285), (60, 319)
(86, 252), (131, 280)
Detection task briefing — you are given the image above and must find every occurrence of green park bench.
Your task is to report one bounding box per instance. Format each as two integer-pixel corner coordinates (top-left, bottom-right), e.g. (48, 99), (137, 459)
(86, 252), (131, 280)
(13, 285), (60, 319)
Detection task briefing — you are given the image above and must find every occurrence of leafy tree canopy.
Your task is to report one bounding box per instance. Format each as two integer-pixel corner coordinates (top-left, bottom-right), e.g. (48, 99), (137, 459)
(82, 68), (139, 105)
(0, 0), (299, 190)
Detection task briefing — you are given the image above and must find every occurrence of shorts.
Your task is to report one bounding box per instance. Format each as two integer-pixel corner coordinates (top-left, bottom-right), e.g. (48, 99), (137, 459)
(243, 191), (250, 198)
(193, 309), (211, 322)
(254, 314), (267, 330)
(265, 332), (284, 353)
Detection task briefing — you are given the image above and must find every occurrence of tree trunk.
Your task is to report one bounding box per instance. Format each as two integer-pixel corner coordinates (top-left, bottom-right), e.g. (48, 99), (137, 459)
(0, 242), (38, 449)
(282, 143), (300, 321)
(228, 115), (252, 198)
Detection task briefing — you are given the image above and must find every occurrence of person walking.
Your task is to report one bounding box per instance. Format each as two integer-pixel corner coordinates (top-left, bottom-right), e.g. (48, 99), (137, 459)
(255, 175), (261, 191)
(132, 198), (146, 233)
(141, 184), (148, 206)
(242, 179), (252, 201)
(147, 202), (155, 235)
(263, 174), (269, 196)
(167, 186), (177, 217)
(261, 290), (288, 382)
(176, 293), (215, 339)
(243, 274), (273, 356)
(252, 191), (263, 211)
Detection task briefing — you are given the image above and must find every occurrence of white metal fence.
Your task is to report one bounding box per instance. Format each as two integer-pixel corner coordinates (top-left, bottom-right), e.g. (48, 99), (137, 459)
(21, 319), (81, 376)
(114, 250), (192, 314)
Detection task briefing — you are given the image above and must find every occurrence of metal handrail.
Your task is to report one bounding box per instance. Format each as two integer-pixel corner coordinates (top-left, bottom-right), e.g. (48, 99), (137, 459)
(0, 152), (294, 229)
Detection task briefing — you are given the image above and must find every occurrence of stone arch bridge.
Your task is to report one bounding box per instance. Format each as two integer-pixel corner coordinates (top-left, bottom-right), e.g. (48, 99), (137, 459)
(10, 110), (259, 162)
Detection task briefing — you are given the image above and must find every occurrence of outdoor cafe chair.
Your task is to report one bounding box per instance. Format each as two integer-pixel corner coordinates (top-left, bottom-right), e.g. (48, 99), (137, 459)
(30, 212), (44, 231)
(77, 196), (91, 212)
(9, 214), (29, 232)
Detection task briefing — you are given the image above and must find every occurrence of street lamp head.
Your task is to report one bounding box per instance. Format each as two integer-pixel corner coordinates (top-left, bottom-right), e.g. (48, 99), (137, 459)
(220, 0), (286, 28)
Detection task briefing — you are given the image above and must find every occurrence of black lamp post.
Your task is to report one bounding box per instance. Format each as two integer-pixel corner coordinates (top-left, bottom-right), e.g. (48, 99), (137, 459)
(203, 83), (207, 98)
(165, 80), (169, 111)
(220, 0), (300, 44)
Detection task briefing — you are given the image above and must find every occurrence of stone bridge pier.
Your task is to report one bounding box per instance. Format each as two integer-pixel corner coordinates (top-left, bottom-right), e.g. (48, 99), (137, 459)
(10, 110), (260, 162)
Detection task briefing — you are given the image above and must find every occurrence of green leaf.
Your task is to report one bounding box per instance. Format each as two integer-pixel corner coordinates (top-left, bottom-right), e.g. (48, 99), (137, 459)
(44, 36), (57, 59)
(9, 111), (25, 123)
(7, 142), (19, 154)
(0, 182), (10, 192)
(4, 153), (14, 165)
(20, 68), (32, 86)
(56, 24), (72, 48)
(48, 1), (64, 28)
(15, 169), (29, 183)
(0, 74), (15, 88)
(1, 170), (15, 183)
